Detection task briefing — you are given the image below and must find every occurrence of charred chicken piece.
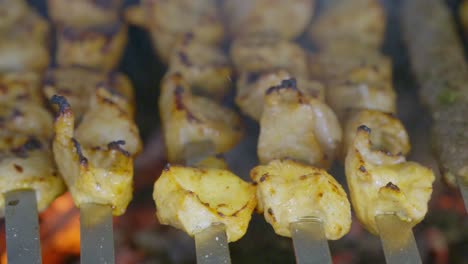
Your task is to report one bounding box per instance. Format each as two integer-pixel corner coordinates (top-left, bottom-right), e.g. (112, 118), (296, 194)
(51, 92), (141, 215)
(236, 69), (324, 121)
(48, 0), (122, 27)
(44, 67), (135, 119)
(159, 73), (243, 163)
(153, 164), (257, 242)
(250, 159), (351, 240)
(168, 36), (232, 99)
(0, 72), (42, 104)
(230, 33), (309, 78)
(309, 0), (385, 49)
(222, 0), (315, 40)
(345, 125), (434, 234)
(342, 110), (410, 161)
(258, 79), (341, 169)
(144, 0), (224, 63)
(56, 22), (127, 71)
(0, 136), (65, 217)
(0, 96), (64, 216)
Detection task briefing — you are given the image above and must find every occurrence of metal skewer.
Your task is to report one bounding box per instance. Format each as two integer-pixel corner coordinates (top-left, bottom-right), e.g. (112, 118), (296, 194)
(375, 214), (421, 264)
(4, 189), (42, 264)
(80, 203), (115, 264)
(183, 141), (232, 264)
(458, 180), (468, 213)
(290, 216), (332, 264)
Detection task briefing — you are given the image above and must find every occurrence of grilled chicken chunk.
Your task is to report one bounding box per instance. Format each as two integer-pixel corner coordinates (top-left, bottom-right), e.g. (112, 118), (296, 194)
(345, 125), (434, 234)
(159, 72), (243, 163)
(44, 67), (135, 119)
(230, 33), (308, 78)
(168, 36), (232, 99)
(0, 72), (42, 104)
(48, 0), (122, 27)
(0, 0), (28, 30)
(0, 6), (49, 72)
(153, 164), (257, 242)
(258, 79), (341, 169)
(0, 76), (65, 216)
(0, 136), (65, 217)
(222, 0), (315, 40)
(309, 0), (385, 49)
(143, 0), (224, 62)
(251, 159), (351, 240)
(236, 69), (324, 121)
(311, 49), (396, 121)
(342, 110), (410, 161)
(56, 22), (127, 71)
(51, 88), (141, 215)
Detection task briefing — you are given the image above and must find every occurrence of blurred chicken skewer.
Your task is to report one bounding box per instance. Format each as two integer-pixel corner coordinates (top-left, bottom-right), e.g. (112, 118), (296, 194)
(308, 1), (435, 263)
(0, 1), (65, 262)
(249, 80), (350, 264)
(154, 72), (256, 264)
(46, 68), (141, 264)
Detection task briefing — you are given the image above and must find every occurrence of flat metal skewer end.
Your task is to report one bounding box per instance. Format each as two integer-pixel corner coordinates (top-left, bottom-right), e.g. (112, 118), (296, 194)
(4, 189), (42, 264)
(375, 214), (422, 264)
(457, 178), (468, 213)
(195, 223), (231, 264)
(80, 203), (115, 264)
(290, 216), (332, 264)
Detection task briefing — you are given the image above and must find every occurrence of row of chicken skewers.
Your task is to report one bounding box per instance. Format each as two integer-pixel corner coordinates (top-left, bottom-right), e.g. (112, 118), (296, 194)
(0, 0), (455, 262)
(144, 0), (437, 263)
(0, 0), (142, 262)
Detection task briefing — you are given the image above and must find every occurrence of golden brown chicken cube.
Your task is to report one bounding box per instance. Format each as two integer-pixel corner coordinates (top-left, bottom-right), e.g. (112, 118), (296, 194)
(48, 0), (122, 27)
(56, 22), (127, 71)
(309, 0), (386, 49)
(167, 36), (232, 99)
(250, 159), (351, 240)
(222, 0), (315, 40)
(153, 164), (257, 242)
(44, 67), (135, 119)
(230, 33), (309, 78)
(0, 72), (42, 104)
(143, 0), (224, 63)
(345, 125), (435, 234)
(159, 73), (243, 163)
(236, 69), (324, 121)
(51, 92), (141, 215)
(258, 79), (341, 169)
(342, 110), (410, 161)
(0, 136), (65, 217)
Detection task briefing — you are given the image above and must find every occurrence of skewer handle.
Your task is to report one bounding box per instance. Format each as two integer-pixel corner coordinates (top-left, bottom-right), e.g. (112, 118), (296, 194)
(80, 203), (115, 264)
(195, 223), (231, 264)
(4, 189), (42, 264)
(290, 216), (332, 264)
(375, 214), (422, 264)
